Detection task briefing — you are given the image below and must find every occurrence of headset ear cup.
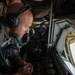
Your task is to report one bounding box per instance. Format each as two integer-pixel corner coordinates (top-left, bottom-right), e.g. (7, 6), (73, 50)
(6, 14), (18, 28)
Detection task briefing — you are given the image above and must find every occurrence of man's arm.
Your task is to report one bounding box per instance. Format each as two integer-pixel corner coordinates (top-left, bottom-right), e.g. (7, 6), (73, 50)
(1, 33), (33, 75)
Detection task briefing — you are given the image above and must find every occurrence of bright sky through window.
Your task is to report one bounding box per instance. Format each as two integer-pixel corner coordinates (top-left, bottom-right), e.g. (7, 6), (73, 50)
(70, 42), (75, 64)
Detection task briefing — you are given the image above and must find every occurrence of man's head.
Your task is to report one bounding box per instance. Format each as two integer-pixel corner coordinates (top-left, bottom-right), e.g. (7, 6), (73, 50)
(5, 3), (33, 38)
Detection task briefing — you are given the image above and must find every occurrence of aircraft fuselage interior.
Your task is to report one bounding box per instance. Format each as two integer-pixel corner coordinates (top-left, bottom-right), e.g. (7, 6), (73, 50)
(0, 0), (75, 75)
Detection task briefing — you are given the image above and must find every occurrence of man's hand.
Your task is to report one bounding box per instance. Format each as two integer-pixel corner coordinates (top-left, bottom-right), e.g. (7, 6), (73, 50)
(14, 62), (33, 75)
(18, 62), (33, 75)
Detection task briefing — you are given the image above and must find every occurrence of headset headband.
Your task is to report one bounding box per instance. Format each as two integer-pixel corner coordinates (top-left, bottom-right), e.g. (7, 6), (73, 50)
(16, 4), (32, 17)
(5, 3), (32, 28)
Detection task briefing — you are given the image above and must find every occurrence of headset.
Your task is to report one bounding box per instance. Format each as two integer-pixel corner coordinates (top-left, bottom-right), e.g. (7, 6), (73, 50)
(5, 4), (31, 28)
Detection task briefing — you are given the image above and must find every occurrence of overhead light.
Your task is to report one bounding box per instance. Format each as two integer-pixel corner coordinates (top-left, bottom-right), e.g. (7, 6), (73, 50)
(33, 0), (43, 1)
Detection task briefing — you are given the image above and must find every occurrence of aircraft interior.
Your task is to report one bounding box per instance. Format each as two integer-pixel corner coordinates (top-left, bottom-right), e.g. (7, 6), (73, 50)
(0, 0), (75, 75)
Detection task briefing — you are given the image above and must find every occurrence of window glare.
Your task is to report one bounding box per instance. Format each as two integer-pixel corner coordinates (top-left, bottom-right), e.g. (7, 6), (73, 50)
(70, 42), (75, 63)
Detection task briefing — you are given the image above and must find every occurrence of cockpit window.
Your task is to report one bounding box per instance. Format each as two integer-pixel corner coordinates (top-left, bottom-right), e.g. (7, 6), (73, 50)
(66, 32), (75, 67)
(54, 19), (75, 67)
